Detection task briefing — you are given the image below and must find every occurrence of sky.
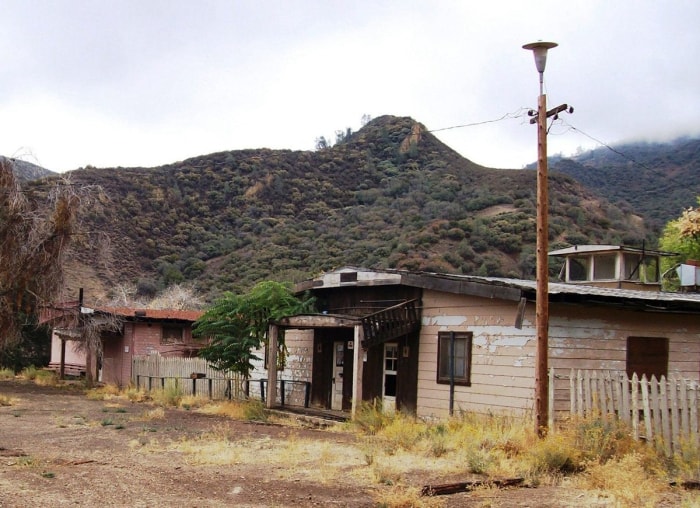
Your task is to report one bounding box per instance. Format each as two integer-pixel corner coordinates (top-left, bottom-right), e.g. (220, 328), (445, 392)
(2, 1), (699, 173)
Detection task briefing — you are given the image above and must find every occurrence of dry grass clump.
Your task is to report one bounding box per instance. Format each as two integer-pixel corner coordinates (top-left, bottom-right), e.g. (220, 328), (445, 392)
(148, 381), (184, 407)
(198, 398), (269, 422)
(85, 384), (122, 400)
(575, 452), (667, 507)
(373, 485), (445, 508)
(0, 368), (15, 380)
(0, 394), (16, 406)
(21, 367), (59, 386)
(140, 407), (166, 421)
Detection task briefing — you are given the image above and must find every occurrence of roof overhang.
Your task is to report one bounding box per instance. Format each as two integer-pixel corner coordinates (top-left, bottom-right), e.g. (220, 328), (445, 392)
(274, 314), (361, 329)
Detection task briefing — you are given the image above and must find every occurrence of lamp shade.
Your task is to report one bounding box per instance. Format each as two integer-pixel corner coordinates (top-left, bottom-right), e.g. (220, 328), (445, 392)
(522, 41), (558, 73)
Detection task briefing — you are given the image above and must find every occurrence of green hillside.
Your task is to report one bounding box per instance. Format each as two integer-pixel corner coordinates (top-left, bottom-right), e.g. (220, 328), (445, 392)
(547, 138), (700, 230)
(25, 115), (651, 301)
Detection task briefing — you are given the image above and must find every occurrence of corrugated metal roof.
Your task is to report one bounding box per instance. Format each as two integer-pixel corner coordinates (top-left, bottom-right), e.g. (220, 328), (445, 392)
(299, 267), (700, 310)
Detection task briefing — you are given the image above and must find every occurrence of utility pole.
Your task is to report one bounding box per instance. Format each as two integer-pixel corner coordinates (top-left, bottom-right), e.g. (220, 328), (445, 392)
(522, 41), (572, 436)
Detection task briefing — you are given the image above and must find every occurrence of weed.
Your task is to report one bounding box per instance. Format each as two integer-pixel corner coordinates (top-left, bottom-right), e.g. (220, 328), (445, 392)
(577, 452), (666, 506)
(141, 407), (165, 421)
(372, 463), (403, 485)
(0, 394), (15, 406)
(353, 399), (391, 434)
(149, 380), (183, 407)
(41, 471), (55, 478)
(19, 366), (39, 380)
(178, 394), (207, 410)
(0, 368), (15, 380)
(373, 485), (445, 508)
(19, 366), (58, 386)
(101, 418), (114, 426)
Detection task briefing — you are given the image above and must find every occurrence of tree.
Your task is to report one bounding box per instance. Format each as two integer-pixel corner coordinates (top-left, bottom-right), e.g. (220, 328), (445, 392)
(659, 197), (700, 263)
(147, 283), (204, 310)
(194, 281), (315, 382)
(0, 158), (106, 350)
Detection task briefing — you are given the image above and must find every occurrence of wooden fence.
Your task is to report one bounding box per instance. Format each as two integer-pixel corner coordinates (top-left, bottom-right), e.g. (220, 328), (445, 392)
(556, 369), (699, 455)
(131, 355), (311, 408)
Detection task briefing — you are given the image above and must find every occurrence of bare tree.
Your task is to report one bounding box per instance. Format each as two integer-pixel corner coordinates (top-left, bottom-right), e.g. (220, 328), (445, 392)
(147, 283), (204, 310)
(0, 158), (107, 349)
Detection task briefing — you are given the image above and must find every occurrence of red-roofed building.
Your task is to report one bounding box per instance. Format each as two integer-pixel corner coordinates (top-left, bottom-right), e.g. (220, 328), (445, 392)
(47, 305), (205, 386)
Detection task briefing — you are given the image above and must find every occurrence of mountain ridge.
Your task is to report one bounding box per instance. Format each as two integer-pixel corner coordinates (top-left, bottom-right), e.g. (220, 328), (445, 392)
(15, 115), (684, 302)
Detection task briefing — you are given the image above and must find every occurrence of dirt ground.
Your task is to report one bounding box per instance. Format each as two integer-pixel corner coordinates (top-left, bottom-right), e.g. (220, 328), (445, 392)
(0, 380), (685, 507)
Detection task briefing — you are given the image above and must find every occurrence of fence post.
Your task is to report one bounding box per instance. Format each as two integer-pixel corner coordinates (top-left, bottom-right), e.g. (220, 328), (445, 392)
(192, 377), (197, 397)
(208, 378), (213, 400)
(671, 376), (681, 455)
(260, 379), (266, 403)
(281, 380), (285, 407)
(304, 381), (311, 408)
(641, 375), (652, 443)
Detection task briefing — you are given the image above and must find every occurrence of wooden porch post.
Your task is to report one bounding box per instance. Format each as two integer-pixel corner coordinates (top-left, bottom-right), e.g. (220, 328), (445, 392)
(266, 324), (278, 409)
(59, 338), (66, 380)
(351, 324), (364, 419)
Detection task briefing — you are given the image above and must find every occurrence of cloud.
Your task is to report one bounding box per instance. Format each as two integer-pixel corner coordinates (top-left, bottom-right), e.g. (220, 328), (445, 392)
(1, 0), (699, 172)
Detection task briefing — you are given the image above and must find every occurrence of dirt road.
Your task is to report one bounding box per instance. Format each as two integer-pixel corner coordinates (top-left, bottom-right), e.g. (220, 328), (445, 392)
(3, 380), (679, 507)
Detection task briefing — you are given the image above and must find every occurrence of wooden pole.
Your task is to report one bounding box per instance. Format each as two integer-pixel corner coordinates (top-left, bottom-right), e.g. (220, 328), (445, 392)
(266, 324), (278, 409)
(535, 91), (550, 436)
(351, 324), (364, 419)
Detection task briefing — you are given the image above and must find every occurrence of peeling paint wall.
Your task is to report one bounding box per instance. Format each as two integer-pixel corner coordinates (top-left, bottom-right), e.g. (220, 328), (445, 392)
(417, 289), (537, 420)
(249, 329), (314, 406)
(549, 304), (700, 413)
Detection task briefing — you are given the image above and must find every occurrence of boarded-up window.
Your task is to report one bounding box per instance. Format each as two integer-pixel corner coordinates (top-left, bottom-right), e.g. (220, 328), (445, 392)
(626, 336), (668, 379)
(161, 325), (184, 344)
(437, 332), (472, 386)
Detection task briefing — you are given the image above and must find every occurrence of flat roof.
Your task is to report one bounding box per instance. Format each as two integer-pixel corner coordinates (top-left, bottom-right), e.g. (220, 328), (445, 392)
(549, 245), (678, 257)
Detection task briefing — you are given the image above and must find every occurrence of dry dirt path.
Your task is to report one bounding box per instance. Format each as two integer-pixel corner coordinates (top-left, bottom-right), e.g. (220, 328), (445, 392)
(0, 380), (377, 507)
(2, 380), (684, 507)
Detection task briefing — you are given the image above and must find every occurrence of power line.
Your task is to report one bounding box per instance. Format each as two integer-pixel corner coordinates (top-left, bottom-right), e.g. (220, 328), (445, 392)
(428, 107), (532, 133)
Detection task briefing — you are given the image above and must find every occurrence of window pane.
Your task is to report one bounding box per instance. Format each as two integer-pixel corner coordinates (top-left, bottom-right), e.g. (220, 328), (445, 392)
(569, 257), (589, 281)
(624, 254), (641, 280)
(642, 257), (659, 282)
(593, 254), (616, 280)
(437, 333), (471, 384)
(384, 374), (397, 396)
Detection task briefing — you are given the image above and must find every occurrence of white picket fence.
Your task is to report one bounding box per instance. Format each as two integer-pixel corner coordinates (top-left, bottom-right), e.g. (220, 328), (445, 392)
(559, 369), (699, 455)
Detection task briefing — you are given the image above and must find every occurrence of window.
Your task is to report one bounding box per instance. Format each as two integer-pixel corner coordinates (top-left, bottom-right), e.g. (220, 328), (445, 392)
(623, 253), (642, 280)
(384, 343), (398, 397)
(437, 332), (472, 385)
(624, 254), (660, 283)
(569, 256), (589, 281)
(161, 325), (184, 344)
(593, 254), (616, 280)
(626, 337), (668, 379)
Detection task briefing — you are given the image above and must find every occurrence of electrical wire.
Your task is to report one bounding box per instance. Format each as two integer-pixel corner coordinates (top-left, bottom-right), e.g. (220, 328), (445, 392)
(428, 107), (532, 133)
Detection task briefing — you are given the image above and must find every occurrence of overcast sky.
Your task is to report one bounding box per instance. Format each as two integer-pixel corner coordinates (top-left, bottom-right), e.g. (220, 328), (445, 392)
(2, 1), (699, 172)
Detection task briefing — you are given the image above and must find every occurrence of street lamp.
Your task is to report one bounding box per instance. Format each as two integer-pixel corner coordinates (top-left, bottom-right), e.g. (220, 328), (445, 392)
(523, 40), (557, 436)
